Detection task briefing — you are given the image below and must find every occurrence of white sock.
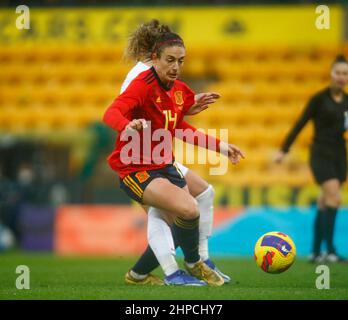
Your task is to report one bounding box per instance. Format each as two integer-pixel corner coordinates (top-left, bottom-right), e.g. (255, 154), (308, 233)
(130, 270), (147, 280)
(196, 185), (214, 261)
(147, 207), (179, 276)
(185, 258), (201, 268)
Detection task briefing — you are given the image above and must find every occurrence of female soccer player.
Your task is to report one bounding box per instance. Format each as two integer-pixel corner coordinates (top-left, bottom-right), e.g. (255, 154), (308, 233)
(119, 20), (233, 286)
(275, 55), (348, 263)
(103, 31), (244, 285)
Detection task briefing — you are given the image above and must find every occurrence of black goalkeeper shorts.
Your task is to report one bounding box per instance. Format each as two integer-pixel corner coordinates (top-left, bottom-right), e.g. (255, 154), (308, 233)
(309, 145), (347, 184)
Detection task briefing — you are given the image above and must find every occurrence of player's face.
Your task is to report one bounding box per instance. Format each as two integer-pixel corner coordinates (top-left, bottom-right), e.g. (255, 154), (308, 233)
(153, 46), (185, 85)
(331, 62), (348, 90)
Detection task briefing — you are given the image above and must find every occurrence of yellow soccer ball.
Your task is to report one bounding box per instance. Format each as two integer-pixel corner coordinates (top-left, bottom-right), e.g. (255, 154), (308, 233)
(254, 231), (296, 274)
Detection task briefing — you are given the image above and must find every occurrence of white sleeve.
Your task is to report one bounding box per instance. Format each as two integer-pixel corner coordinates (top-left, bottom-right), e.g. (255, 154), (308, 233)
(120, 62), (150, 94)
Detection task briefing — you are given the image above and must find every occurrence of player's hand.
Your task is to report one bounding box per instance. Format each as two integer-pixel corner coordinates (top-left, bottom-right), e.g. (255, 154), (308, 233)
(186, 92), (221, 115)
(274, 150), (286, 164)
(220, 141), (245, 165)
(126, 119), (148, 132)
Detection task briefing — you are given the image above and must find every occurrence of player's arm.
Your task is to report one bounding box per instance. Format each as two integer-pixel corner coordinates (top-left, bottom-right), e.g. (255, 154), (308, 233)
(179, 82), (220, 116)
(103, 79), (147, 132)
(275, 96), (317, 163)
(177, 84), (244, 164)
(175, 121), (245, 165)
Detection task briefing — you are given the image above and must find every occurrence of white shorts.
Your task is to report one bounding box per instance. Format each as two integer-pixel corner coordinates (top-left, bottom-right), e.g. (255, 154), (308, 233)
(175, 162), (189, 177)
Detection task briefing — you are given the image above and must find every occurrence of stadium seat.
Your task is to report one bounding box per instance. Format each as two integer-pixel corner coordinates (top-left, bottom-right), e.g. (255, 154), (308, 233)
(0, 44), (343, 187)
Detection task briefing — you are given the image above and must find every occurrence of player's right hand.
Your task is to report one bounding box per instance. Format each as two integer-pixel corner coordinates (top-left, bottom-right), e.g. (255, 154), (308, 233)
(126, 119), (148, 132)
(274, 150), (286, 163)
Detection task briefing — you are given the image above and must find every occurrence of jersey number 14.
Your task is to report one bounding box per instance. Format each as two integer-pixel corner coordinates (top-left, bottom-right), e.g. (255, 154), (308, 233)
(163, 110), (177, 130)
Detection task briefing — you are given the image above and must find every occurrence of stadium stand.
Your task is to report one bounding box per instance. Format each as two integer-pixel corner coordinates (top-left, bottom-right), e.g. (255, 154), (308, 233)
(1, 44), (348, 186)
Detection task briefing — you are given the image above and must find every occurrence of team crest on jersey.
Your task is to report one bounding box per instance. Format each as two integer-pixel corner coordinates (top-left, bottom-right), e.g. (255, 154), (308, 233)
(174, 91), (184, 105)
(135, 171), (150, 183)
(156, 96), (162, 103)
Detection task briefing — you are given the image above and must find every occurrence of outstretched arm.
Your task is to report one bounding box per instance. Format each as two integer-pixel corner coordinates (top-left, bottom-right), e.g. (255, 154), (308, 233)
(275, 96), (317, 163)
(175, 121), (245, 164)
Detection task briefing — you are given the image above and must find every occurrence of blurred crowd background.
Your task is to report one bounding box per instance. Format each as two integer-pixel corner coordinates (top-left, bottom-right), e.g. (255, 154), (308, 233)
(0, 0), (348, 256)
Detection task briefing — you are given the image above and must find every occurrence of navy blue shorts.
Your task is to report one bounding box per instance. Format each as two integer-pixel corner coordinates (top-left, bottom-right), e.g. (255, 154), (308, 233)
(119, 164), (187, 204)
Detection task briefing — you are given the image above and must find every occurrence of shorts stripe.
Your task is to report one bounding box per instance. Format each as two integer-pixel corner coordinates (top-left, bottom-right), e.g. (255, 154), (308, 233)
(123, 177), (143, 198)
(173, 163), (184, 178)
(126, 176), (144, 195)
(123, 180), (142, 198)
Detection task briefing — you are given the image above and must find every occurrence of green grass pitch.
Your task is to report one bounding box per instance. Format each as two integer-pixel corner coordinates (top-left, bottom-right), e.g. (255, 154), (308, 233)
(0, 251), (347, 300)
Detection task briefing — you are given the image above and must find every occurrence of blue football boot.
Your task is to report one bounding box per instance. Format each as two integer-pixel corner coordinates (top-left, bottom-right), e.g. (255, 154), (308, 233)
(204, 259), (233, 284)
(164, 269), (207, 286)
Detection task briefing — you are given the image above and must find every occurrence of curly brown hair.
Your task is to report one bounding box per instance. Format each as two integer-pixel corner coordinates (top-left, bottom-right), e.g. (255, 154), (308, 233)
(124, 19), (172, 61)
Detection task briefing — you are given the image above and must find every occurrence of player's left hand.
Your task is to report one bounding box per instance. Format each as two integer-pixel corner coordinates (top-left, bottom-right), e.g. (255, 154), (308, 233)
(220, 141), (245, 165)
(186, 92), (221, 115)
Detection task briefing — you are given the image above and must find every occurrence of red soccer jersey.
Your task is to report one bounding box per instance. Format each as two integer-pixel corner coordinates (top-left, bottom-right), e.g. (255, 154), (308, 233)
(103, 67), (195, 178)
